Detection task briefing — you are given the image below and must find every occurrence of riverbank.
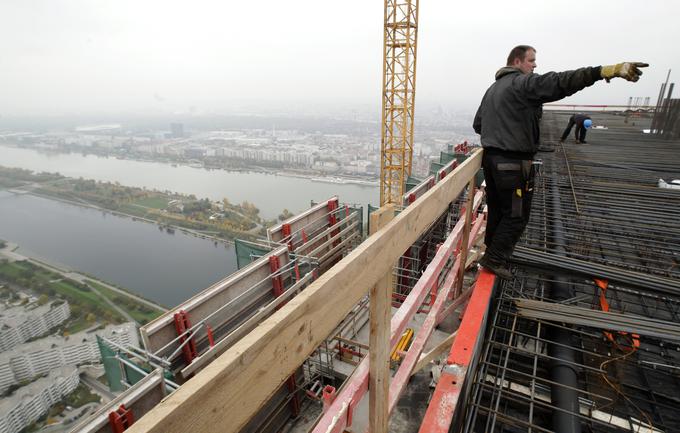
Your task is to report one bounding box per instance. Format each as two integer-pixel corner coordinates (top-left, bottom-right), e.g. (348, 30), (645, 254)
(0, 146), (378, 220)
(0, 165), (265, 245)
(0, 242), (166, 329)
(21, 188), (237, 247)
(0, 143), (379, 187)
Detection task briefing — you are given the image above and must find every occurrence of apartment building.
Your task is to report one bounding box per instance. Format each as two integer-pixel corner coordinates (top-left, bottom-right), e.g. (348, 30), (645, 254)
(0, 301), (71, 352)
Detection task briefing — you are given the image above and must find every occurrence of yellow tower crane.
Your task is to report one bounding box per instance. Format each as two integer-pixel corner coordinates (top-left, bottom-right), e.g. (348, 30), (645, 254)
(380, 0), (419, 206)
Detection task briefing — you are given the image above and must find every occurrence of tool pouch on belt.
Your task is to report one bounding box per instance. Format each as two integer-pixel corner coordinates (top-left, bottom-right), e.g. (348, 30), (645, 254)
(495, 162), (523, 218)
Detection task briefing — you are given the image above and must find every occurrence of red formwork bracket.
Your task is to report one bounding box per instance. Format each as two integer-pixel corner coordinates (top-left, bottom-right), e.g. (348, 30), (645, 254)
(322, 385), (337, 412)
(108, 404), (135, 433)
(418, 269), (496, 433)
(327, 199), (340, 249)
(286, 374), (301, 417)
(206, 324), (215, 348)
(269, 255), (284, 299)
(282, 223), (293, 251)
(327, 199), (338, 226)
(173, 310), (197, 365)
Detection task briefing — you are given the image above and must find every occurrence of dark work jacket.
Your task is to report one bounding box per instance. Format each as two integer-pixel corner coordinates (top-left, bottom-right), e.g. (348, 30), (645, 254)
(473, 66), (602, 155)
(571, 113), (591, 126)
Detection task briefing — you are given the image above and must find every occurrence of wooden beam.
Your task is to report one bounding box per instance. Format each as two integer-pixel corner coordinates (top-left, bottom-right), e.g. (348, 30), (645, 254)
(126, 149), (482, 433)
(368, 204), (395, 433)
(412, 331), (458, 375)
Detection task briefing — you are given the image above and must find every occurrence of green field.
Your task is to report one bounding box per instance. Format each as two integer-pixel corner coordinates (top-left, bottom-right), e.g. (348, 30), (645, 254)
(0, 260), (165, 329)
(132, 195), (169, 209)
(86, 279), (164, 324)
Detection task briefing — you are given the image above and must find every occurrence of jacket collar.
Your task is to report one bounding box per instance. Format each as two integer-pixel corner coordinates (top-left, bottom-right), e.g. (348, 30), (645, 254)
(495, 66), (522, 80)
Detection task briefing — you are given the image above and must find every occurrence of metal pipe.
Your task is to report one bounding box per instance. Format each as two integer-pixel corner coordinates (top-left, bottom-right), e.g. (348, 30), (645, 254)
(547, 173), (581, 433)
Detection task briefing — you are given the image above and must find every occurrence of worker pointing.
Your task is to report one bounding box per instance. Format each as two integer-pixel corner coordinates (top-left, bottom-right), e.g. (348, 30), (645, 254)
(473, 45), (648, 279)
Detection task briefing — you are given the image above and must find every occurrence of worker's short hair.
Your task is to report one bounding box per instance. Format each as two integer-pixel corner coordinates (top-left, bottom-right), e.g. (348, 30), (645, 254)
(506, 45), (536, 66)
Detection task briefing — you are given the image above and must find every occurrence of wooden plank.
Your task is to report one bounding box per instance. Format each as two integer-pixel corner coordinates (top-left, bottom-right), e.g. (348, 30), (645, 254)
(412, 331), (458, 375)
(388, 215), (485, 413)
(368, 205), (395, 433)
(312, 190), (484, 433)
(313, 209), (468, 433)
(126, 149), (482, 433)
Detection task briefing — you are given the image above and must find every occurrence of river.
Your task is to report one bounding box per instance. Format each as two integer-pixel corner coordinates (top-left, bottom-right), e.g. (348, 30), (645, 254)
(0, 146), (379, 307)
(0, 146), (379, 219)
(0, 191), (236, 307)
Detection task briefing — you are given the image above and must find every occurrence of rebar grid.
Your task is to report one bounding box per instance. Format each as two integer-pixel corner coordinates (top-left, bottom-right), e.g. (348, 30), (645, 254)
(463, 275), (680, 433)
(461, 112), (680, 433)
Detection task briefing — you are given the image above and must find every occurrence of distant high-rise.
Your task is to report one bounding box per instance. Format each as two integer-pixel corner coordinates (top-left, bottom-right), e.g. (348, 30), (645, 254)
(170, 123), (184, 138)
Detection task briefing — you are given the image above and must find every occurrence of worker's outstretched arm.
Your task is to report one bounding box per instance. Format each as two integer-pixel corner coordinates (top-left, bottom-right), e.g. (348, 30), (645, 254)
(517, 62), (649, 105)
(518, 67), (603, 104)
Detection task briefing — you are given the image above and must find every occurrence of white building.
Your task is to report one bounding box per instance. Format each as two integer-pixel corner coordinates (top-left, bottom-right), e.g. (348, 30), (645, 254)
(0, 323), (137, 394)
(0, 301), (71, 352)
(0, 366), (80, 433)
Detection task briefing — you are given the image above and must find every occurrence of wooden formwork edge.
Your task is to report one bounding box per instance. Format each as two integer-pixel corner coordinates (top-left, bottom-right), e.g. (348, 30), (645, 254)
(126, 149), (483, 433)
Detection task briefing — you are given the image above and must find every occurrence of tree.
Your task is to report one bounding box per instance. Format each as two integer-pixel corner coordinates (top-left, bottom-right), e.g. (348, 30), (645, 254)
(278, 208), (294, 221)
(85, 313), (96, 323)
(37, 294), (49, 305)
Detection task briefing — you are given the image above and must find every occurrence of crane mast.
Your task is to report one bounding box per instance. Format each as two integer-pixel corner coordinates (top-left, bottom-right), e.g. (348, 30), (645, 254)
(380, 0), (419, 205)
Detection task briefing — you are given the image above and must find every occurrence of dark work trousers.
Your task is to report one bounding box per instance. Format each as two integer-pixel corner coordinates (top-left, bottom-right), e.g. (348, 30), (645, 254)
(560, 118), (576, 141)
(482, 150), (535, 263)
(561, 119), (588, 142)
(575, 125), (587, 142)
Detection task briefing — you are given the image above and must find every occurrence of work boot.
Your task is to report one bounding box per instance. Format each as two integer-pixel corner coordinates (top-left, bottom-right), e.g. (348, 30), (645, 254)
(479, 255), (514, 280)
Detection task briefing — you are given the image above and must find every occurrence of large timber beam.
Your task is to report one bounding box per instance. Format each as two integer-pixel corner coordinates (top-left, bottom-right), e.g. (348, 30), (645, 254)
(126, 149), (482, 433)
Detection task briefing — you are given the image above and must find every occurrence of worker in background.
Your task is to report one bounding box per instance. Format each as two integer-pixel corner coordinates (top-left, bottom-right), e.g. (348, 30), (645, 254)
(473, 45), (647, 279)
(560, 114), (593, 143)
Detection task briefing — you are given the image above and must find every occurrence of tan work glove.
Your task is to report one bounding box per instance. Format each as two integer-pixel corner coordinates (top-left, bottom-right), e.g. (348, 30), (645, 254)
(601, 62), (649, 82)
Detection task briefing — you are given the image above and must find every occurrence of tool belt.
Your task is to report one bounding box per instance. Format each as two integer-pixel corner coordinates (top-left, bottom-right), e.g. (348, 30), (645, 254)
(495, 159), (536, 217)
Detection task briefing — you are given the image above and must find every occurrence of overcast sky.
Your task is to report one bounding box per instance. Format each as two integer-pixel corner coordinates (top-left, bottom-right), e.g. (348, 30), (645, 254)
(1, 0), (678, 117)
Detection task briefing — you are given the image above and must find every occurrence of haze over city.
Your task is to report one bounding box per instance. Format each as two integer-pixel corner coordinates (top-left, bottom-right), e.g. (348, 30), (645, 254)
(2, 0), (679, 117)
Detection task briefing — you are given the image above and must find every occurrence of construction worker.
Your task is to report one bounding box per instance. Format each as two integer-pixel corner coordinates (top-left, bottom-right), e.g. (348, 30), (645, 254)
(560, 113), (593, 143)
(473, 45), (647, 279)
